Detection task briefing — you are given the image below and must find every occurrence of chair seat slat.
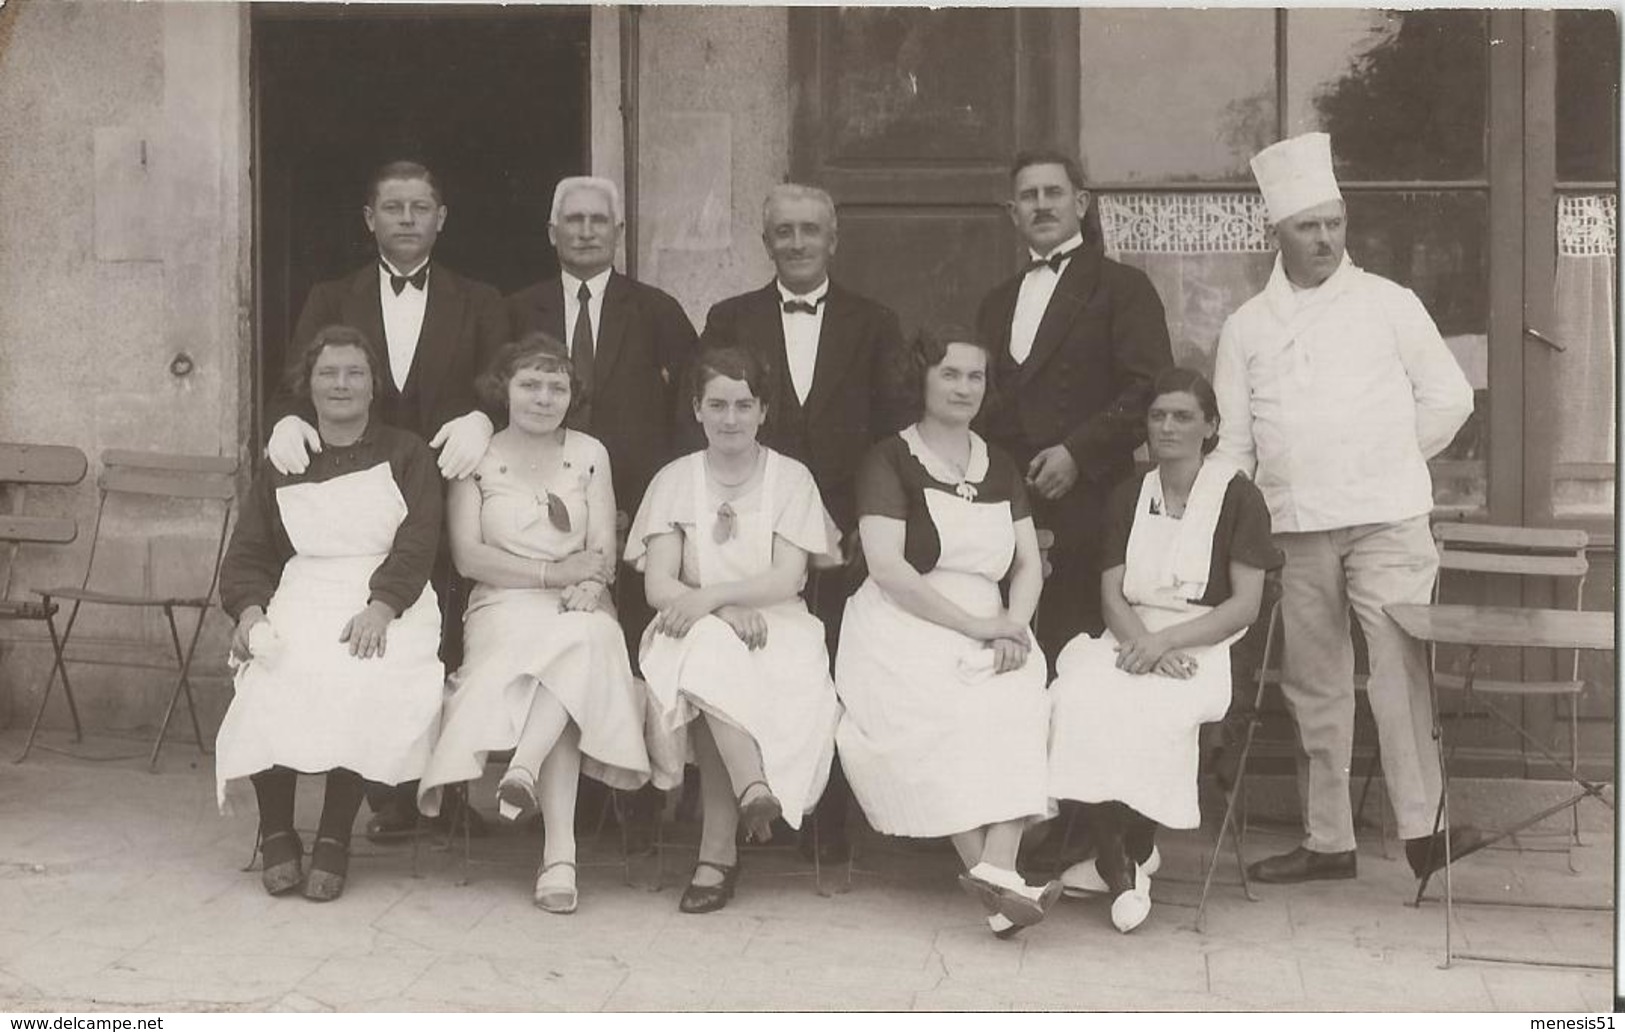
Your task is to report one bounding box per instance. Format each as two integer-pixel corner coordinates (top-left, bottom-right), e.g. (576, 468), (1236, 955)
(99, 468), (237, 500)
(0, 515), (77, 544)
(101, 450), (238, 475)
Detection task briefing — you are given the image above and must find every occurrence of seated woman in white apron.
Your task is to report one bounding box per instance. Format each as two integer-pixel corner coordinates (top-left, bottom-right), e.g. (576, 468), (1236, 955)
(1049, 367), (1280, 933)
(216, 325), (446, 903)
(418, 333), (651, 915)
(835, 325), (1056, 939)
(626, 345), (842, 915)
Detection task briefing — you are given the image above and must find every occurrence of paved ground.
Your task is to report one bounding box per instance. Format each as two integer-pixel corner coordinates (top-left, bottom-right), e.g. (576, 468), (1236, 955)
(0, 731), (1614, 1013)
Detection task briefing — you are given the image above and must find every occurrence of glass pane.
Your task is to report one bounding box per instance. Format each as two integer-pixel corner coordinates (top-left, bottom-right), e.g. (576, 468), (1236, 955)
(1286, 10), (1487, 181)
(1079, 9), (1274, 183)
(1557, 9), (1621, 182)
(1343, 192), (1489, 514)
(826, 9), (1015, 162)
(1552, 195), (1617, 518)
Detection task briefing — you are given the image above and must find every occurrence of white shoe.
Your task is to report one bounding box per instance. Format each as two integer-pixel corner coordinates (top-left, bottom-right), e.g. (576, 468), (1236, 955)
(1060, 844), (1162, 897)
(1109, 865), (1152, 934)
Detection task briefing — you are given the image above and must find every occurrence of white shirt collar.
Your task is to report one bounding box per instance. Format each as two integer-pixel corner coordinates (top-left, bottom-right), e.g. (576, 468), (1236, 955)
(776, 278), (830, 305)
(562, 266), (613, 299)
(1028, 231), (1085, 265)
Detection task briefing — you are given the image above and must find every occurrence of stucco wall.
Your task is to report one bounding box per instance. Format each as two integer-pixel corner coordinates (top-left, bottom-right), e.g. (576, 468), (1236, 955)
(634, 6), (789, 331)
(0, 1), (249, 736)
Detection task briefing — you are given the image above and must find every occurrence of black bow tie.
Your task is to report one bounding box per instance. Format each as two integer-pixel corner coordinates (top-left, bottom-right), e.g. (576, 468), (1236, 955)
(385, 265), (428, 295)
(1026, 246), (1080, 275)
(782, 296), (824, 316)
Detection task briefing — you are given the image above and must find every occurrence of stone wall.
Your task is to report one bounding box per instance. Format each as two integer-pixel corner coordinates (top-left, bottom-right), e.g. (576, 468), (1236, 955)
(0, 1), (249, 736)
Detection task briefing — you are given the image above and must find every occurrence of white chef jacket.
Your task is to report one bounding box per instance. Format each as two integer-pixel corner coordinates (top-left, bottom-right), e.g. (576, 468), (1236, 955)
(1212, 253), (1474, 534)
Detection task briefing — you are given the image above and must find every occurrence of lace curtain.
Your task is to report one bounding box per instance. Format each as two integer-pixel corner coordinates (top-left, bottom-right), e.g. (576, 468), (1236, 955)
(1553, 194), (1616, 517)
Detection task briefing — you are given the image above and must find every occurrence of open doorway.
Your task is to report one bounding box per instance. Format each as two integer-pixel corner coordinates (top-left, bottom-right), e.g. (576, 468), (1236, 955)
(251, 4), (591, 449)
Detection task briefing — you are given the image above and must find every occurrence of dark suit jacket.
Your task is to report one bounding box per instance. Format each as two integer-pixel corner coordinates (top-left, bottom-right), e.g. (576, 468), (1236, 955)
(700, 280), (906, 535)
(271, 261), (510, 442)
(975, 237), (1171, 526)
(506, 272), (698, 514)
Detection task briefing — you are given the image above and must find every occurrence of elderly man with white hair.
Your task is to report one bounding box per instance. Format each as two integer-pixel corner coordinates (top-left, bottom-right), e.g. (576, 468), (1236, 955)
(1212, 133), (1476, 886)
(699, 181), (908, 863)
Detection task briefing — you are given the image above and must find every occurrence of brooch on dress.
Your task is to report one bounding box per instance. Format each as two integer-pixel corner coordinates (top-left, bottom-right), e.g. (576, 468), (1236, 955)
(543, 491), (571, 533)
(955, 481), (979, 502)
(713, 502), (737, 544)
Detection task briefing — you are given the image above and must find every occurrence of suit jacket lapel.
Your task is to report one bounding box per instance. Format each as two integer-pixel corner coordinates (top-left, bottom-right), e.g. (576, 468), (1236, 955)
(1020, 245), (1103, 385)
(531, 277), (568, 340)
(743, 283), (792, 432)
(804, 284), (858, 424)
(342, 267), (389, 381)
(409, 262), (464, 392)
(595, 273), (632, 387)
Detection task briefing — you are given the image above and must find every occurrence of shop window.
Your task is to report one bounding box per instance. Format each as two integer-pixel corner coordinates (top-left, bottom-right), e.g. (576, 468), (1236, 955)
(1079, 9), (1274, 183)
(1286, 9), (1487, 181)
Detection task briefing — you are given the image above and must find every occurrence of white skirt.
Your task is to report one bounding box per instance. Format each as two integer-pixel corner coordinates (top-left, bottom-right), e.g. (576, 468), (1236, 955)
(638, 600), (837, 828)
(417, 589), (651, 817)
(1047, 606), (1234, 829)
(214, 554), (444, 812)
(835, 572), (1052, 838)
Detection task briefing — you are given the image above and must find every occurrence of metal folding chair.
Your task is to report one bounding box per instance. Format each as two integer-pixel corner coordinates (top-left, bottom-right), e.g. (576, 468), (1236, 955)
(1410, 522), (1610, 968)
(16, 450), (238, 769)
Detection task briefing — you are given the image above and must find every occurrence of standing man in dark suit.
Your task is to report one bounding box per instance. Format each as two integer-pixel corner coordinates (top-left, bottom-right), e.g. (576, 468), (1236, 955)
(976, 149), (1172, 662)
(265, 159), (510, 841)
(507, 176), (699, 849)
(700, 182), (907, 861)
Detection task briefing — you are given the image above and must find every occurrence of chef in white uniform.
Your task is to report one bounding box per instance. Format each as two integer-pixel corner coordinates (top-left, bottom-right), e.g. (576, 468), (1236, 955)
(1212, 132), (1475, 885)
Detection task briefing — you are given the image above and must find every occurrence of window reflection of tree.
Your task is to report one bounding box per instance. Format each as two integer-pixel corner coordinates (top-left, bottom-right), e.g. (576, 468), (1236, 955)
(1312, 12), (1489, 467)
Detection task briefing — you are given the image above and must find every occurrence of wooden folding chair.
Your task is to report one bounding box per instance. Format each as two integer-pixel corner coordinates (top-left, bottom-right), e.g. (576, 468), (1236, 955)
(2, 444), (89, 752)
(16, 450), (238, 769)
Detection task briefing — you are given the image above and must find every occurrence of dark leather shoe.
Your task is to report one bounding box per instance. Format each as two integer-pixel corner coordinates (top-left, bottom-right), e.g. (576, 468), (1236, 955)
(1247, 846), (1357, 884)
(679, 860), (741, 914)
(259, 830), (304, 896)
(304, 836), (350, 903)
(1405, 826), (1482, 880)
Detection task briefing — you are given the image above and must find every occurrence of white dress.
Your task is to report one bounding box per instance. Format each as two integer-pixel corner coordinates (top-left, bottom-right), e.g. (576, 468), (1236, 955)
(835, 428), (1052, 838)
(626, 449), (841, 828)
(215, 462), (444, 811)
(418, 432), (651, 816)
(1048, 463), (1258, 829)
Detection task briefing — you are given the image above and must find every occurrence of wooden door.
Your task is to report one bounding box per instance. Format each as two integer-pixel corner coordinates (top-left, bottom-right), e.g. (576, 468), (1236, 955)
(790, 8), (1079, 334)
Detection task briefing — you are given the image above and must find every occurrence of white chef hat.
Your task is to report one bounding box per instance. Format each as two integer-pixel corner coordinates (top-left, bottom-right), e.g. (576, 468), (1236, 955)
(1250, 132), (1343, 225)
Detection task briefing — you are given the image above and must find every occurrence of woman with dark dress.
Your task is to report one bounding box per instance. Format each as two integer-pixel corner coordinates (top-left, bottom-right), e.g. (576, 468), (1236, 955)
(216, 325), (445, 902)
(1048, 367), (1281, 933)
(835, 325), (1057, 939)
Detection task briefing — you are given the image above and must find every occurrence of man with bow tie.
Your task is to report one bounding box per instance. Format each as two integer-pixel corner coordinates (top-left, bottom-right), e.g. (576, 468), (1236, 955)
(1214, 133), (1475, 886)
(264, 159), (511, 841)
(699, 182), (907, 862)
(976, 150), (1173, 663)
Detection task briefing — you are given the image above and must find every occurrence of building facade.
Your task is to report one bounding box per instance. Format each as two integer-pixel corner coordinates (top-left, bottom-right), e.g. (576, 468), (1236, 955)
(0, 3), (1615, 776)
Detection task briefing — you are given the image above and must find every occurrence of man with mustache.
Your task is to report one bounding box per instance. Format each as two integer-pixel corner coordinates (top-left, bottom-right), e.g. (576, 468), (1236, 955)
(266, 159), (510, 842)
(976, 150), (1173, 662)
(1212, 133), (1475, 885)
(699, 182), (907, 862)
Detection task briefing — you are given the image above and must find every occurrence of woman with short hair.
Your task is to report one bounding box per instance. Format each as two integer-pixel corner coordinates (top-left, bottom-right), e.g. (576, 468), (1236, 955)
(418, 332), (651, 915)
(835, 325), (1058, 938)
(217, 324), (445, 902)
(627, 345), (841, 914)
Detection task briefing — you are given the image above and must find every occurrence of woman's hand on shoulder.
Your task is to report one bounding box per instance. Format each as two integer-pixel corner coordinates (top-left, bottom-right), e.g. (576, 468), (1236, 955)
(1113, 630), (1172, 676)
(654, 589), (716, 640)
(553, 548), (616, 587)
(230, 606), (267, 663)
(716, 604), (768, 650)
(339, 600), (396, 660)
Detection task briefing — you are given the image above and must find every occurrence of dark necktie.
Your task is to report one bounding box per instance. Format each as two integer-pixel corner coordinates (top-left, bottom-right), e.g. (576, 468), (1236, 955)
(386, 265), (428, 295)
(570, 281), (596, 428)
(1025, 245), (1079, 275)
(782, 296), (824, 316)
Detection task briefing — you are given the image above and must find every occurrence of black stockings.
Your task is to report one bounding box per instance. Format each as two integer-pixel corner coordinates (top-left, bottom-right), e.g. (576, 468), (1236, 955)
(251, 766), (367, 843)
